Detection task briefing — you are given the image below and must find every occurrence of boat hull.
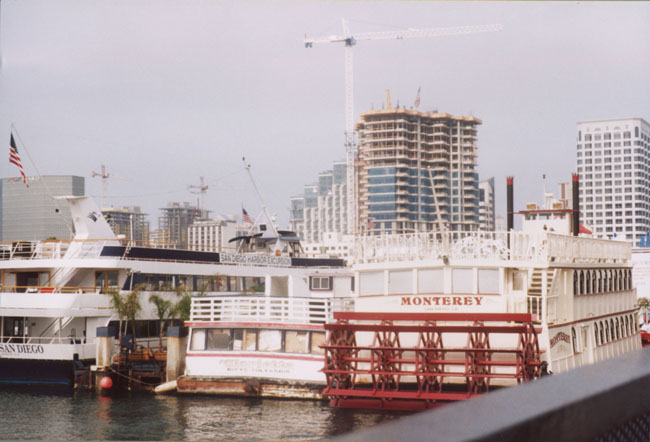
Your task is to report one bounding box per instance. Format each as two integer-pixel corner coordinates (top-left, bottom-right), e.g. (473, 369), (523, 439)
(176, 376), (324, 400)
(0, 358), (78, 386)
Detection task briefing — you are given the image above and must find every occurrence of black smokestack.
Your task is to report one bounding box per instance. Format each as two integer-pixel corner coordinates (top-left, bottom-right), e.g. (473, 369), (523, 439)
(507, 176), (514, 231)
(572, 173), (580, 236)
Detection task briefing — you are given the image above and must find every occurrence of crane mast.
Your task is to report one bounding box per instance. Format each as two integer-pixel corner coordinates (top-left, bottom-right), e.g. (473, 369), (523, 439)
(91, 164), (112, 209)
(188, 176), (209, 219)
(305, 19), (502, 235)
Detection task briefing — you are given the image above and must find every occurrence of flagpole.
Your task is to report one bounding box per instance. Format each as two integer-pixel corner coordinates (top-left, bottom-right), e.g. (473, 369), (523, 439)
(10, 123), (73, 235)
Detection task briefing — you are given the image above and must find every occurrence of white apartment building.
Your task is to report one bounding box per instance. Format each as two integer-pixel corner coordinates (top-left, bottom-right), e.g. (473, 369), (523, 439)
(188, 217), (238, 253)
(290, 161), (347, 243)
(301, 231), (354, 263)
(577, 118), (650, 242)
(478, 177), (495, 231)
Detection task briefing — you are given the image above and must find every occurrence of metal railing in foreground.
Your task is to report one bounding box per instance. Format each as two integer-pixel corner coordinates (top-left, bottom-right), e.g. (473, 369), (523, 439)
(335, 347), (650, 442)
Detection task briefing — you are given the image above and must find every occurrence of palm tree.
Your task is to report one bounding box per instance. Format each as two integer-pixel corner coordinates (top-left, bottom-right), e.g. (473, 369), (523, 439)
(173, 285), (193, 322)
(149, 294), (175, 350)
(124, 283), (145, 348)
(108, 289), (128, 343)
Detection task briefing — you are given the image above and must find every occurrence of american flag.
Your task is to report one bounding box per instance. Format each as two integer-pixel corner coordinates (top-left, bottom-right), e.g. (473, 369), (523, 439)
(414, 86), (421, 108)
(242, 208), (253, 224)
(9, 134), (28, 187)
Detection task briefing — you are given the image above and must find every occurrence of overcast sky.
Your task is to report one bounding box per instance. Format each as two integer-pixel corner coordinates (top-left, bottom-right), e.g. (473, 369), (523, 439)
(1, 1), (649, 228)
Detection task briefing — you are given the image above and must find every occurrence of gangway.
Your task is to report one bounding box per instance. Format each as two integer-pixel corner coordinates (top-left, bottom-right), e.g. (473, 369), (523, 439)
(322, 312), (542, 410)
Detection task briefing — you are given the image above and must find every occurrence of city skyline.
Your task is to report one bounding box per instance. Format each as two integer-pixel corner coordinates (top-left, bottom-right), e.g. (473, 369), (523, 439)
(1, 1), (648, 227)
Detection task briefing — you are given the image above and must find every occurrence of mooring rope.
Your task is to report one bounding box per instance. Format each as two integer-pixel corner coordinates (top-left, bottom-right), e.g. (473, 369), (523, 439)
(106, 364), (162, 386)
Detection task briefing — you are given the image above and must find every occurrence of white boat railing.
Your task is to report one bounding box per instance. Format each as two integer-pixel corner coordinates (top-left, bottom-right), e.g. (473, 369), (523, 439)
(353, 231), (631, 266)
(190, 296), (353, 325)
(0, 239), (112, 261)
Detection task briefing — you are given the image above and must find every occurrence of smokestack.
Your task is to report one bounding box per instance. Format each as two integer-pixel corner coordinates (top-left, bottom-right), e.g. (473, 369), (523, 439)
(507, 176), (514, 231)
(572, 173), (580, 236)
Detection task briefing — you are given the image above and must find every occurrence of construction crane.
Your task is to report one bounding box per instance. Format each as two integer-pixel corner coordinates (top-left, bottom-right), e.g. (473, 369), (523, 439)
(188, 176), (209, 219)
(305, 19), (503, 234)
(91, 164), (112, 209)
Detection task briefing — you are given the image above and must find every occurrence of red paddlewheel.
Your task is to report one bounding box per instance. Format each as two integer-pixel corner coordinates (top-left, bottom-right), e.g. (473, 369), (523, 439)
(516, 322), (541, 382)
(371, 320), (401, 391)
(325, 320), (357, 389)
(465, 322), (491, 395)
(323, 312), (541, 408)
(416, 320), (444, 394)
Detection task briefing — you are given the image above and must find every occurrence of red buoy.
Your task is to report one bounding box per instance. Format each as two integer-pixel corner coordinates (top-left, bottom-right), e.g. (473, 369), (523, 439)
(99, 376), (113, 390)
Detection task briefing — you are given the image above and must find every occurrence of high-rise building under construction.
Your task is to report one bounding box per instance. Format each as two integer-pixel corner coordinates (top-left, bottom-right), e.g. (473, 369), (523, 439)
(356, 107), (481, 234)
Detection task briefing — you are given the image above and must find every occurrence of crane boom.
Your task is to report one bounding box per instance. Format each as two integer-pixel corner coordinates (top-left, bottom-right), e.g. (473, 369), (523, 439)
(305, 23), (503, 46)
(305, 19), (502, 235)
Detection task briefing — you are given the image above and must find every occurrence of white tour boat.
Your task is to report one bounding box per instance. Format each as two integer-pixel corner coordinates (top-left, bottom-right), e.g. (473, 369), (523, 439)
(0, 195), (352, 387)
(176, 231), (355, 399)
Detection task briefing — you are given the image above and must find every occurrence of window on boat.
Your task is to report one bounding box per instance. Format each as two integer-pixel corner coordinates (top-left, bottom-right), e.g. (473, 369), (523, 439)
(259, 330), (282, 352)
(285, 331), (309, 354)
(190, 329), (206, 351)
(95, 271), (118, 294)
(478, 269), (499, 294)
(360, 272), (383, 296)
(388, 271), (412, 295)
(594, 323), (600, 346)
(418, 269), (444, 293)
(452, 269), (473, 293)
(604, 321), (609, 342)
(310, 276), (333, 291)
(231, 329), (258, 351)
(513, 270), (526, 292)
(310, 332), (326, 355)
(206, 329), (230, 350)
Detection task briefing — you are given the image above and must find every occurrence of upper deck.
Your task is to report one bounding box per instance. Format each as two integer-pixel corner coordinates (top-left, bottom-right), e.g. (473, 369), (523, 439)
(353, 231), (631, 269)
(0, 239), (346, 269)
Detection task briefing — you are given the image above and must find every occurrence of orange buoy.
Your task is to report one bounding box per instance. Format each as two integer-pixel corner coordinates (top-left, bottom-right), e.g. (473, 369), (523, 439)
(99, 376), (113, 390)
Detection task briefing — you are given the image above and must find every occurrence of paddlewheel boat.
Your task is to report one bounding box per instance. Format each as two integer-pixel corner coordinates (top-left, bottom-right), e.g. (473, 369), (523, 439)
(317, 176), (640, 409)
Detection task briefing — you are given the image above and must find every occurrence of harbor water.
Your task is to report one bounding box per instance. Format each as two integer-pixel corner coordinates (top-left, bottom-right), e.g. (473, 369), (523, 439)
(0, 387), (409, 441)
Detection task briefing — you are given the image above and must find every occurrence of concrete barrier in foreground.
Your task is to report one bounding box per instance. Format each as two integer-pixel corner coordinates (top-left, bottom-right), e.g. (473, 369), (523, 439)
(335, 347), (650, 442)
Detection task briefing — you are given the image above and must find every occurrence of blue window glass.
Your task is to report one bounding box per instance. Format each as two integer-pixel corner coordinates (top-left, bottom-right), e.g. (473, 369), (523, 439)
(369, 185), (396, 193)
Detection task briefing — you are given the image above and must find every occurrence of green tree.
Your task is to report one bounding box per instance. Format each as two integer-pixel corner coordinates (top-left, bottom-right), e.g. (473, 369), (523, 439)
(108, 289), (128, 343)
(173, 285), (193, 322)
(149, 293), (175, 350)
(124, 283), (145, 348)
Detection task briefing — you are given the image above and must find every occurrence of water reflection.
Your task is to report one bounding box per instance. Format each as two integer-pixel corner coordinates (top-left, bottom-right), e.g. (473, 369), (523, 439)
(0, 388), (410, 441)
